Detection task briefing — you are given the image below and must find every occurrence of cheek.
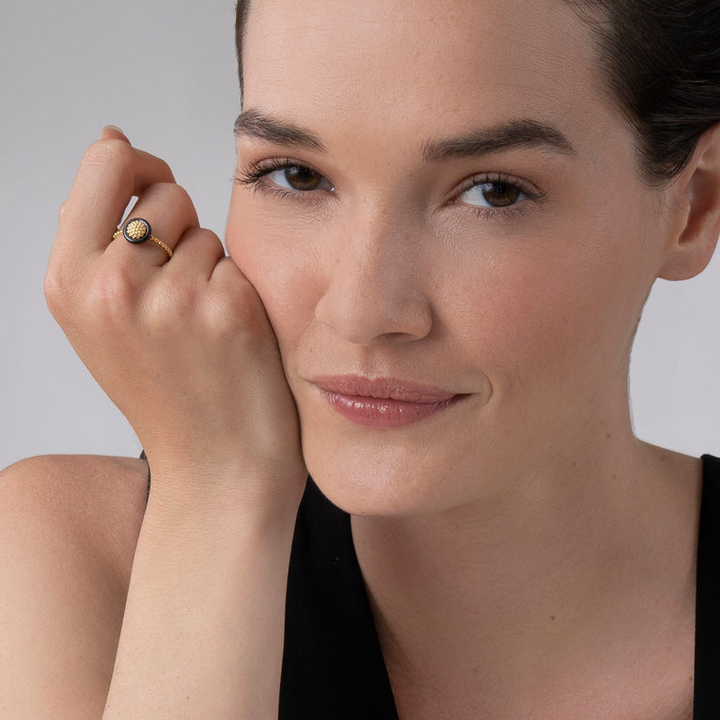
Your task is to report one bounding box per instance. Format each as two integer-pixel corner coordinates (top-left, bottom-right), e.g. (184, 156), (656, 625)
(449, 223), (650, 393)
(226, 196), (318, 352)
(227, 184), (657, 390)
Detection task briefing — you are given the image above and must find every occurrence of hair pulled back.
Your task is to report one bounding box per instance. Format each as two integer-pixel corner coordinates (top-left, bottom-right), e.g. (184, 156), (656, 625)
(566, 0), (720, 183)
(234, 0), (720, 184)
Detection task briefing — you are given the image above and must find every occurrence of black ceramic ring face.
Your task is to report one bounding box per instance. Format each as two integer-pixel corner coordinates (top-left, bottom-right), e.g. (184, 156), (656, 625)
(123, 218), (152, 244)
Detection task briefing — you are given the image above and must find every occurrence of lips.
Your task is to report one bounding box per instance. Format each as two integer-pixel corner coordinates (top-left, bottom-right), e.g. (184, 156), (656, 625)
(310, 374), (469, 427)
(312, 375), (459, 402)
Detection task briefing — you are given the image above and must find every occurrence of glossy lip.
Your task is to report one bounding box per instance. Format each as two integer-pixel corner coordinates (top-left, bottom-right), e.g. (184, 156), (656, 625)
(311, 374), (471, 428)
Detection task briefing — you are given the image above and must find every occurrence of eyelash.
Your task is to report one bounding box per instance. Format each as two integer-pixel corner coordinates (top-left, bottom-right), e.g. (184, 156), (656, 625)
(235, 157), (330, 205)
(454, 172), (547, 220)
(234, 158), (546, 220)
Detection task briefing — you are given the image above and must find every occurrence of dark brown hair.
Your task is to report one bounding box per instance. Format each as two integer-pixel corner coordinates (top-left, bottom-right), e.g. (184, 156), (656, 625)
(566, 0), (720, 183)
(234, 0), (720, 184)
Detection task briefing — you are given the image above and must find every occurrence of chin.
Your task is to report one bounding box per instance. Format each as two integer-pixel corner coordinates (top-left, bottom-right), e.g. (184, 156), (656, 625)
(303, 444), (468, 518)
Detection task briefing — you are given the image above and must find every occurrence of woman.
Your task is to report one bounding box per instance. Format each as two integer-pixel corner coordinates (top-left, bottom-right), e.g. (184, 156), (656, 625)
(1, 0), (719, 717)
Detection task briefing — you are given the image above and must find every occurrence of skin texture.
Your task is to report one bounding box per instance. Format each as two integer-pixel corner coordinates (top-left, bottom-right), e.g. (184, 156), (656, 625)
(1, 0), (720, 717)
(226, 0), (720, 716)
(227, 0), (715, 514)
(44, 127), (306, 718)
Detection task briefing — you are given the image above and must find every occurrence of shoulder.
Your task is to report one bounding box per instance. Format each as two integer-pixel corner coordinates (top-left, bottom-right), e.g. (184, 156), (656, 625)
(0, 454), (149, 718)
(0, 453), (149, 582)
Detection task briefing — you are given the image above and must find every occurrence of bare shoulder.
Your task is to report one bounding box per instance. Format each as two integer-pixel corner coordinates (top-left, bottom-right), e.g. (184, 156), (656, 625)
(0, 453), (149, 584)
(0, 454), (149, 718)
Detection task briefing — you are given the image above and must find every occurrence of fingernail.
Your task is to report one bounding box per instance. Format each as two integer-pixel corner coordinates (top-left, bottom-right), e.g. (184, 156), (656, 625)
(102, 124), (126, 136)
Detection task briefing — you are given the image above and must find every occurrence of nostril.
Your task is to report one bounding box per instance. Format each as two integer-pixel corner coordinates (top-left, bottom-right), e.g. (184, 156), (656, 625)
(314, 282), (433, 346)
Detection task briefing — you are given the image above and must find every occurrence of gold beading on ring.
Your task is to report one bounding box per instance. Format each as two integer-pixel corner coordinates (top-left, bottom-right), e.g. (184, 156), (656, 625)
(112, 218), (173, 259)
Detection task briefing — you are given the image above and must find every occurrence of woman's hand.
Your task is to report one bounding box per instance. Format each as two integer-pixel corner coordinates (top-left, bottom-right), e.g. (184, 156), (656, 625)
(45, 127), (306, 509)
(44, 128), (306, 717)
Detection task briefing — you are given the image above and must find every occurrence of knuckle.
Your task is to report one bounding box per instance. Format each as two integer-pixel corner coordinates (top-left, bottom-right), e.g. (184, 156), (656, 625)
(151, 182), (197, 220)
(84, 263), (137, 319)
(181, 228), (225, 257)
(81, 138), (134, 171)
(207, 270), (262, 334)
(154, 157), (174, 182)
(43, 264), (64, 303)
(203, 230), (226, 256)
(44, 260), (77, 319)
(145, 281), (197, 330)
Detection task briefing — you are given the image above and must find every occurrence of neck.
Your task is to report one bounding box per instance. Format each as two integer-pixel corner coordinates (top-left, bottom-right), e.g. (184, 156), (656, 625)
(351, 437), (700, 716)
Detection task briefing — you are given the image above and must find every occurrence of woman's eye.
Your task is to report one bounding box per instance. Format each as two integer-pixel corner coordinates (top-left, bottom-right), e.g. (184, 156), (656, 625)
(459, 181), (526, 209)
(268, 165), (325, 191)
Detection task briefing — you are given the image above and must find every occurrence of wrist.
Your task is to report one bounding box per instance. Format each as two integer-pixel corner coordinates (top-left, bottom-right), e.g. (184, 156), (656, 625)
(142, 464), (305, 539)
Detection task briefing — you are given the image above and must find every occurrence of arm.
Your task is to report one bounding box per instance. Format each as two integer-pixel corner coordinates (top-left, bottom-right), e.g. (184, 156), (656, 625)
(0, 455), (148, 718)
(104, 474), (298, 719)
(0, 458), (301, 719)
(7, 126), (308, 717)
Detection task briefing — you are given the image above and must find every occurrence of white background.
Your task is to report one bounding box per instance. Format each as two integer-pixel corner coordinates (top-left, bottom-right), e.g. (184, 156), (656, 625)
(1, 0), (719, 470)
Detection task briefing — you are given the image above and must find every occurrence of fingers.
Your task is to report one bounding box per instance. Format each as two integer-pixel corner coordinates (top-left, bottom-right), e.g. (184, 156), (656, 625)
(105, 182), (201, 268)
(137, 230), (229, 326)
(42, 132), (308, 498)
(165, 228), (226, 280)
(55, 128), (176, 259)
(48, 128), (204, 308)
(47, 128), (232, 315)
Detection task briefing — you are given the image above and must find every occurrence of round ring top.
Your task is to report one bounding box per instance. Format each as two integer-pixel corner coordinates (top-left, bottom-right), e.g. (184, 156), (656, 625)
(123, 218), (152, 244)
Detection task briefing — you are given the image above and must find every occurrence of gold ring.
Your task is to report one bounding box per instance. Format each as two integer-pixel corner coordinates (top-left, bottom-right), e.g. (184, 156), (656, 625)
(112, 218), (173, 259)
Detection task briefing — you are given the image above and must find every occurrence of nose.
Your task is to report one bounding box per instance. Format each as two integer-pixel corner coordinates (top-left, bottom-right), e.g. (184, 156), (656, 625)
(314, 214), (433, 345)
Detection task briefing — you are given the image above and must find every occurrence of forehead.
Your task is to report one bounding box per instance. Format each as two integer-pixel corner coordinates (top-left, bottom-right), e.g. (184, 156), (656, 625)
(241, 0), (617, 160)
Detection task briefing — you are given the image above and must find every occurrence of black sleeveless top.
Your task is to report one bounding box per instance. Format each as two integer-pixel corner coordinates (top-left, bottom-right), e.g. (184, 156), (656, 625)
(278, 454), (720, 719)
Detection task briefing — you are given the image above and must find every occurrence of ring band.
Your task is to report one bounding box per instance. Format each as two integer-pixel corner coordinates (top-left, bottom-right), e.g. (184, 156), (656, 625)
(112, 218), (173, 259)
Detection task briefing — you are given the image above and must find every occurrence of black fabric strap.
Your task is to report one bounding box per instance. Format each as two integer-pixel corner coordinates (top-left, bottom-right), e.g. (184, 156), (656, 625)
(694, 454), (720, 717)
(139, 449), (151, 503)
(280, 478), (399, 720)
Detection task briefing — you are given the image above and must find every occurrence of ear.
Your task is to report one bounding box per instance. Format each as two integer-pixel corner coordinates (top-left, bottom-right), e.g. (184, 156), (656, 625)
(658, 123), (720, 281)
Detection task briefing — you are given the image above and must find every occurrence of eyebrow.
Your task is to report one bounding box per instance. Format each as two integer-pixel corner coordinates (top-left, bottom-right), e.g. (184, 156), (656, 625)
(234, 109), (326, 152)
(234, 109), (575, 160)
(420, 119), (576, 162)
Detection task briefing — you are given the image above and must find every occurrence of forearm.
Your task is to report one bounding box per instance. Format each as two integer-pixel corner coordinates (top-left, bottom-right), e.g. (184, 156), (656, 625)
(103, 475), (299, 720)
(46, 127), (308, 718)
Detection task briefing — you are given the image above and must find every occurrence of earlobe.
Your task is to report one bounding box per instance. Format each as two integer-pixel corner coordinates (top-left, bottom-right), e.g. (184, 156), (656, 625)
(658, 123), (720, 281)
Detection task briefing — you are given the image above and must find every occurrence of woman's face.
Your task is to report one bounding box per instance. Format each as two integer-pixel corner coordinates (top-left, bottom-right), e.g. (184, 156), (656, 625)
(226, 0), (680, 515)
